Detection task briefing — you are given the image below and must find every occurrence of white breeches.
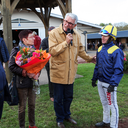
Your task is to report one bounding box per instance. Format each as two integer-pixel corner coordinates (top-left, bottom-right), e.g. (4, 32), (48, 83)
(98, 80), (119, 128)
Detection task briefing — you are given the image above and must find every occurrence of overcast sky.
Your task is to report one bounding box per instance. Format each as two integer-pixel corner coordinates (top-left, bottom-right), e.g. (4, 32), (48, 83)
(51, 0), (128, 25)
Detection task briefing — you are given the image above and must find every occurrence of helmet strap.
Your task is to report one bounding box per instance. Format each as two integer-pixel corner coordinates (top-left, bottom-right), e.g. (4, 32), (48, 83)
(106, 36), (112, 44)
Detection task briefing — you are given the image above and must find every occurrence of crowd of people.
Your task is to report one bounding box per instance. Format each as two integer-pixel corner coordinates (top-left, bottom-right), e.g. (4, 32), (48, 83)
(88, 40), (125, 51)
(0, 13), (124, 128)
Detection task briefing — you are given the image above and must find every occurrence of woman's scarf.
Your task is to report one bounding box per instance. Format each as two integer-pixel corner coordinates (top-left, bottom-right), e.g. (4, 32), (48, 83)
(19, 41), (35, 49)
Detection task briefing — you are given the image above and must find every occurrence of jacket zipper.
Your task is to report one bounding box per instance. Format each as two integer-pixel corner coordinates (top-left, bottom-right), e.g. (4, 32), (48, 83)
(68, 44), (71, 84)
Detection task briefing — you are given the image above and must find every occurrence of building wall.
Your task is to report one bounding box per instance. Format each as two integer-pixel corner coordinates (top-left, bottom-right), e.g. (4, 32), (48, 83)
(12, 10), (42, 23)
(49, 17), (62, 27)
(0, 10), (100, 47)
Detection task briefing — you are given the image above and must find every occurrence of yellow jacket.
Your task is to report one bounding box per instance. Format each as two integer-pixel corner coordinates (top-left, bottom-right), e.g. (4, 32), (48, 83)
(49, 24), (93, 84)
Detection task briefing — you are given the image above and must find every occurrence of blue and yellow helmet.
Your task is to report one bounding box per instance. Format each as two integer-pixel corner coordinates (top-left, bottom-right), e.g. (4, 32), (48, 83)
(99, 25), (117, 40)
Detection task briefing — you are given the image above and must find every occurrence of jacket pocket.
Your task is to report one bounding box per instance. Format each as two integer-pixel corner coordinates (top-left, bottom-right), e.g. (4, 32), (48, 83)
(51, 61), (66, 79)
(74, 60), (78, 75)
(16, 75), (33, 88)
(73, 43), (78, 49)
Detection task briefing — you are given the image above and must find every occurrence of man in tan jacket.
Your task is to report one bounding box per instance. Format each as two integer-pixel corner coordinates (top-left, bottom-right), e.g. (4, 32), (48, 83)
(49, 13), (96, 128)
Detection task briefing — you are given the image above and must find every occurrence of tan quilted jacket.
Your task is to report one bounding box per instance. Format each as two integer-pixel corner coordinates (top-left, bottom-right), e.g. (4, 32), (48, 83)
(49, 24), (93, 84)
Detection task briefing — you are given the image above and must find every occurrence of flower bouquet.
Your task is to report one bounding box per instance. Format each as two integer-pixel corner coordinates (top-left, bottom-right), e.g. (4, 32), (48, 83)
(15, 47), (51, 74)
(15, 46), (51, 94)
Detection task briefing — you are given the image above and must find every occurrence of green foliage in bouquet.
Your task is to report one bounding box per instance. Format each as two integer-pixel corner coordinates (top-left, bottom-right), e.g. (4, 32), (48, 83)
(19, 47), (34, 60)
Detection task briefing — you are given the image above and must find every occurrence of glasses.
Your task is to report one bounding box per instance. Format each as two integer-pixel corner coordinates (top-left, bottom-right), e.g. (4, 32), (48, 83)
(100, 29), (109, 34)
(64, 20), (75, 26)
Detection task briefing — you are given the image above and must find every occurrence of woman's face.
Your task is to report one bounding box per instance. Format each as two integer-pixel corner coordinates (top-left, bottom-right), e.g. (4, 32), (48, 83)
(23, 33), (35, 46)
(101, 35), (110, 44)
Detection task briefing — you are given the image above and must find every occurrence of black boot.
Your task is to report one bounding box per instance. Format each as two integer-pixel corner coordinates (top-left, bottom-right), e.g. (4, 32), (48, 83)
(95, 122), (110, 127)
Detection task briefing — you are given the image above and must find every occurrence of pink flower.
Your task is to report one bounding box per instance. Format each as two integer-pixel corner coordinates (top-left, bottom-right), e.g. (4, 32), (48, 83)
(16, 60), (22, 66)
(124, 57), (127, 61)
(16, 54), (22, 60)
(27, 57), (31, 63)
(32, 52), (40, 58)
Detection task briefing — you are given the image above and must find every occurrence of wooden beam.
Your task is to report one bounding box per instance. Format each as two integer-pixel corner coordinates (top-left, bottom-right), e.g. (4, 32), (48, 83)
(56, 0), (66, 18)
(11, 0), (20, 14)
(31, 7), (49, 37)
(30, 7), (45, 24)
(40, 0), (45, 5)
(38, 0), (46, 26)
(65, 0), (72, 12)
(37, 0), (51, 37)
(44, 6), (52, 37)
(45, 6), (51, 21)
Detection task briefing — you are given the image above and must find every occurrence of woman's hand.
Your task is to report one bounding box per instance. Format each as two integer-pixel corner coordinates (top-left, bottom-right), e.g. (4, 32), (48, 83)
(27, 72), (40, 80)
(22, 69), (27, 77)
(27, 73), (35, 78)
(33, 73), (40, 80)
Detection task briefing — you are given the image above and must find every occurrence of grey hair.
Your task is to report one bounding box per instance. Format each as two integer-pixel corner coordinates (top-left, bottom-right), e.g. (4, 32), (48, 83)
(64, 13), (78, 24)
(32, 31), (37, 35)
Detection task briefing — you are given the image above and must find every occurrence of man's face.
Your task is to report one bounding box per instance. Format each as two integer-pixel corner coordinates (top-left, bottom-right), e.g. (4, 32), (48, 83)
(101, 35), (110, 44)
(23, 33), (35, 46)
(63, 16), (76, 32)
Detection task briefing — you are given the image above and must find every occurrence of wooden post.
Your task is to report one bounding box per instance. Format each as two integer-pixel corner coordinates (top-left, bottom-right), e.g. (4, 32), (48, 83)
(45, 26), (49, 37)
(1, 0), (13, 83)
(65, 0), (72, 13)
(44, 6), (51, 37)
(0, 0), (19, 83)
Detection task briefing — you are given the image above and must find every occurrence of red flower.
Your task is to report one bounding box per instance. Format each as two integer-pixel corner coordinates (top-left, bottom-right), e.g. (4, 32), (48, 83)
(124, 57), (127, 61)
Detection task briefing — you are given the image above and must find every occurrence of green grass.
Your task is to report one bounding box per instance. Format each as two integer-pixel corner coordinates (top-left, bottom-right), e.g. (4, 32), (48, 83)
(1, 63), (128, 128)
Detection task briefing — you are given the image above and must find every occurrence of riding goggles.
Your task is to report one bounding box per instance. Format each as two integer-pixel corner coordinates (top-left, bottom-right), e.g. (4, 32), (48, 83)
(99, 29), (110, 36)
(100, 29), (109, 34)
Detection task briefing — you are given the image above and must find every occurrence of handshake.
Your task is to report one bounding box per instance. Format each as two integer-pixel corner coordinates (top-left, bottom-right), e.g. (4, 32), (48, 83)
(92, 80), (114, 93)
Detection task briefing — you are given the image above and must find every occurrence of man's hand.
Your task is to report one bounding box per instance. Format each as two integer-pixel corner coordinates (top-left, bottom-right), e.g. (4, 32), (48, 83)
(107, 85), (114, 93)
(66, 33), (73, 44)
(91, 56), (96, 64)
(22, 69), (27, 77)
(92, 80), (97, 87)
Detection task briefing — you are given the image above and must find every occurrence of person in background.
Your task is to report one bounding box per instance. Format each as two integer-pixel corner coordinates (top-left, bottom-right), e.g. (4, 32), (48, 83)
(92, 25), (124, 128)
(33, 31), (41, 49)
(97, 42), (101, 48)
(9, 30), (38, 128)
(49, 13), (96, 128)
(32, 31), (41, 93)
(13, 40), (18, 47)
(119, 42), (125, 50)
(40, 26), (55, 102)
(0, 36), (10, 119)
(93, 42), (95, 50)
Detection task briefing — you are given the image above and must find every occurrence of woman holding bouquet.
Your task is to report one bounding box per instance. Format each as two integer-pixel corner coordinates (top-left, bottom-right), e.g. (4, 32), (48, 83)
(9, 30), (38, 128)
